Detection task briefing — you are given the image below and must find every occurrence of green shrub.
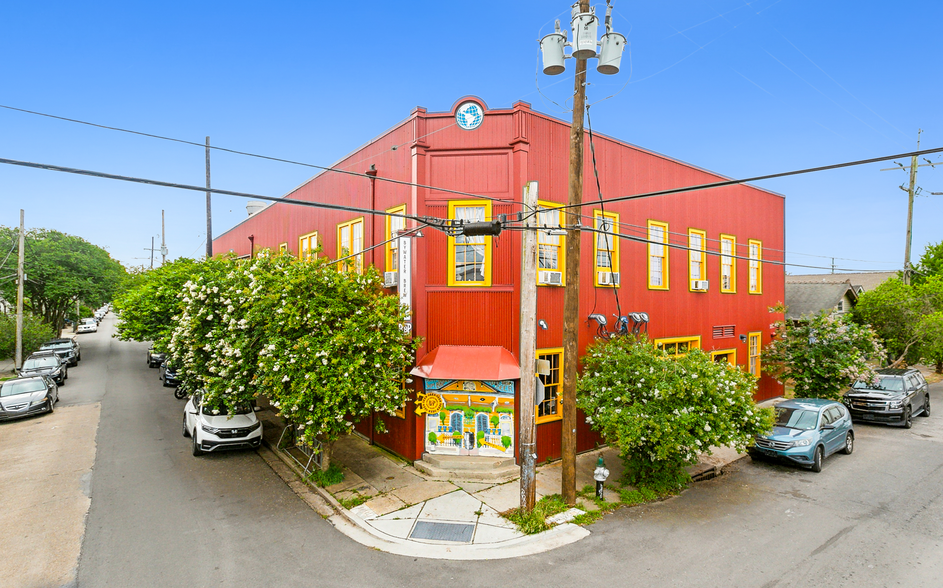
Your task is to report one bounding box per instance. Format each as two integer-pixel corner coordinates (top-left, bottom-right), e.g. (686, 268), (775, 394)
(306, 462), (344, 487)
(0, 313), (56, 361)
(501, 435), (512, 449)
(439, 411), (447, 422)
(428, 431), (438, 445)
(490, 415), (500, 428)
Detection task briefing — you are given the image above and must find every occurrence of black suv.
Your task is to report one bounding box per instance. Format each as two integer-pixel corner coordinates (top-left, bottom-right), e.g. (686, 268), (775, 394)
(39, 338), (81, 367)
(147, 345), (167, 368)
(843, 368), (930, 428)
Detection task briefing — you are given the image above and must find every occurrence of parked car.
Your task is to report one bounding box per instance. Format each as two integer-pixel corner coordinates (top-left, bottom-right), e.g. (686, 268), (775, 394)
(182, 391), (262, 456)
(749, 399), (854, 472)
(39, 338), (81, 367)
(77, 318), (98, 333)
(147, 346), (167, 368)
(17, 353), (68, 385)
(843, 368), (930, 428)
(159, 361), (181, 387)
(0, 376), (59, 421)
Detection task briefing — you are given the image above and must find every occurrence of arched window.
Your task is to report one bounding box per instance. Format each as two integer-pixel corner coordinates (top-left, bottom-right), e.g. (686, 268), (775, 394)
(450, 412), (463, 433)
(476, 413), (489, 433)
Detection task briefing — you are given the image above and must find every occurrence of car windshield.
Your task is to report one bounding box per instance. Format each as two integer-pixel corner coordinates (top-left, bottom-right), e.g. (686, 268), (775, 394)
(23, 357), (58, 369)
(853, 376), (904, 392)
(81, 318), (96, 324)
(41, 342), (72, 350)
(1, 379), (47, 397)
(201, 403), (251, 416)
(774, 407), (819, 430)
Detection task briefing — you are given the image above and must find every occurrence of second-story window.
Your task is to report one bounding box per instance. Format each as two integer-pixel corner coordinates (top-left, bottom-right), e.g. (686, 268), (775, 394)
(749, 239), (762, 294)
(299, 231), (318, 260)
(648, 220), (669, 290)
(688, 229), (706, 289)
(537, 202), (565, 286)
(448, 200), (492, 287)
(386, 205), (406, 273)
(721, 234), (736, 293)
(593, 211), (619, 287)
(337, 218), (364, 273)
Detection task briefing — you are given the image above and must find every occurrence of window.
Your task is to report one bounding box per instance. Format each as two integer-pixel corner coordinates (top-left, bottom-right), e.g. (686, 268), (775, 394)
(648, 220), (669, 290)
(593, 211), (619, 287)
(448, 200), (492, 287)
(720, 234), (736, 293)
(278, 242), (288, 253)
(655, 336), (701, 357)
(711, 349), (737, 366)
(748, 239), (762, 294)
(537, 202), (565, 286)
(386, 205), (407, 272)
(748, 332), (761, 377)
(688, 229), (706, 289)
(337, 218), (365, 273)
(298, 231), (318, 260)
(536, 348), (563, 424)
(837, 300), (844, 312)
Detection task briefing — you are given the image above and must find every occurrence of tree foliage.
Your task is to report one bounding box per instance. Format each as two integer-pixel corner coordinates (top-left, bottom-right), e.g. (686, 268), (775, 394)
(853, 276), (943, 366)
(0, 312), (56, 361)
(0, 227), (126, 329)
(912, 240), (943, 285)
(764, 310), (884, 399)
(577, 336), (773, 491)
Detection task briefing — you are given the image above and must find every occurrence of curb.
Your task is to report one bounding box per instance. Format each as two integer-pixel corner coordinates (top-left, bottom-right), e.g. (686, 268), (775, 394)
(258, 436), (591, 560)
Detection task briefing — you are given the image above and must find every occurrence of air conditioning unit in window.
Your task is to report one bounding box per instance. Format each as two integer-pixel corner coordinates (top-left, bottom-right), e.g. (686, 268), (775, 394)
(383, 271), (398, 288)
(597, 271), (620, 285)
(691, 280), (709, 291)
(538, 270), (563, 285)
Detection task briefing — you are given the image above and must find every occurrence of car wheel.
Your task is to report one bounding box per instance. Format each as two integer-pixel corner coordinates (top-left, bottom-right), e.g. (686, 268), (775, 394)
(811, 446), (823, 472)
(47, 398), (54, 414)
(920, 397), (930, 417)
(64, 368), (68, 380)
(192, 431), (202, 456)
(903, 406), (913, 429)
(174, 386), (187, 400)
(182, 414), (190, 437)
(841, 432), (854, 455)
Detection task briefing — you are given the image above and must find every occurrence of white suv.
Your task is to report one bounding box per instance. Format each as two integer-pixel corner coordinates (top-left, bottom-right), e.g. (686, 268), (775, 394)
(77, 318), (98, 333)
(182, 392), (262, 456)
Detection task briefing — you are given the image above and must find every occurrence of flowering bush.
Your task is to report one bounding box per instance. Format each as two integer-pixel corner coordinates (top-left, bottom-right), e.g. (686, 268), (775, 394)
(764, 310), (885, 400)
(577, 336), (773, 491)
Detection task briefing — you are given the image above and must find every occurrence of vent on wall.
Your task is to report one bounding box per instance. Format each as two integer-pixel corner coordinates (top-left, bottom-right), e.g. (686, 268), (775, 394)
(712, 325), (735, 339)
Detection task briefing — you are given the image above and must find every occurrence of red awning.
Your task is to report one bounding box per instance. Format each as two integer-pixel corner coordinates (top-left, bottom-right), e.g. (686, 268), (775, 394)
(410, 345), (520, 381)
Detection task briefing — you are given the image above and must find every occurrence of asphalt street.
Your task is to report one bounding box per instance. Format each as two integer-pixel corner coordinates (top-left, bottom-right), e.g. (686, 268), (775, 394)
(58, 317), (943, 588)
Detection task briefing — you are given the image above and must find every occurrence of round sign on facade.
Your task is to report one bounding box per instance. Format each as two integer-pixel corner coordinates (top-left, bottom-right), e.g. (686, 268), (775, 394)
(455, 101), (484, 131)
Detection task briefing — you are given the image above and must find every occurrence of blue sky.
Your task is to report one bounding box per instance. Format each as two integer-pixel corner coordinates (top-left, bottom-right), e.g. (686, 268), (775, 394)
(1, 1), (940, 275)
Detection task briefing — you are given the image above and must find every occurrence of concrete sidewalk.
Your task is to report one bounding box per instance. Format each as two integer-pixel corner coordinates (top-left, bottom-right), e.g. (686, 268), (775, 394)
(255, 407), (752, 560)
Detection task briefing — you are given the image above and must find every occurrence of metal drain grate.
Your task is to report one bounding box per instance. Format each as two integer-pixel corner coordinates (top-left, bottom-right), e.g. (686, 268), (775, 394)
(409, 521), (475, 543)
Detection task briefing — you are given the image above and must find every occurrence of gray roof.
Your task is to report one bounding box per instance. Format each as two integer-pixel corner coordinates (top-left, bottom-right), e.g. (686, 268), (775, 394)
(785, 281), (858, 320)
(786, 272), (897, 292)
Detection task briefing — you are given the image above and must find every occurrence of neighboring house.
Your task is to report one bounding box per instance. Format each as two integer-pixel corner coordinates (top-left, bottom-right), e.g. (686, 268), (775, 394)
(784, 279), (859, 321)
(213, 97), (786, 465)
(787, 272), (897, 297)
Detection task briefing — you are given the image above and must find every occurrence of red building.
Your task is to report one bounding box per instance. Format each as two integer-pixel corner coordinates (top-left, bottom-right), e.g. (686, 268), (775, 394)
(213, 97), (785, 465)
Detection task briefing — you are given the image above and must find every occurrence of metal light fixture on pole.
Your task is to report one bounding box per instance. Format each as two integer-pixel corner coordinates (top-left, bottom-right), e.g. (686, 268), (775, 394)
(539, 0), (625, 506)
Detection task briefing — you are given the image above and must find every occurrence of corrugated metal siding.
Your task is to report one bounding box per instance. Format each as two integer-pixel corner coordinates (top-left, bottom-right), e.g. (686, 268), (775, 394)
(425, 291), (515, 352)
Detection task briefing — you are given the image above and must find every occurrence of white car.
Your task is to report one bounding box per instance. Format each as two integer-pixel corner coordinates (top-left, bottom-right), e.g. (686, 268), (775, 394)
(182, 392), (262, 456)
(77, 318), (98, 333)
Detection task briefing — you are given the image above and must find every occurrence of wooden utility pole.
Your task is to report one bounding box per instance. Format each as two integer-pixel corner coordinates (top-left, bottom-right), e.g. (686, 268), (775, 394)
(903, 130), (921, 285)
(161, 209), (167, 265)
(206, 136), (213, 259)
(150, 236), (155, 269)
(14, 209), (25, 370)
(519, 181), (539, 511)
(561, 0), (590, 507)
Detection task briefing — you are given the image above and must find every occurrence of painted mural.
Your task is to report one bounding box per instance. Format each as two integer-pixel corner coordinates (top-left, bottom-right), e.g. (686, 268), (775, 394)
(416, 379), (515, 457)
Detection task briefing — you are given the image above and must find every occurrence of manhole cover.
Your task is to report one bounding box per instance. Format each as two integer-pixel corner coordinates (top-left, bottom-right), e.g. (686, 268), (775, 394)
(409, 521), (475, 543)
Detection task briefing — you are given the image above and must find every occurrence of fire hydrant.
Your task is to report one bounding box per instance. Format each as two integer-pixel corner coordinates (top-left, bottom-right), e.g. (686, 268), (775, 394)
(593, 456), (610, 500)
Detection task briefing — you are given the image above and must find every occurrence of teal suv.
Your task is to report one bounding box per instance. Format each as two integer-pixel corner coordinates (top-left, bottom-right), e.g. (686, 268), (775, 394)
(749, 399), (854, 473)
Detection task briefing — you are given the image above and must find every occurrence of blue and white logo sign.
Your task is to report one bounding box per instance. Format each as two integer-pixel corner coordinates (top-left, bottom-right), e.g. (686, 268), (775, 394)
(455, 101), (484, 131)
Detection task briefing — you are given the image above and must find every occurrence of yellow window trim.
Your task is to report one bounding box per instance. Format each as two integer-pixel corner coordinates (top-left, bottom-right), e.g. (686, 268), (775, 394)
(748, 239), (763, 295)
(337, 218), (365, 274)
(647, 220), (669, 290)
(298, 231), (319, 260)
(278, 242), (288, 252)
(688, 228), (707, 291)
(711, 348), (737, 367)
(593, 210), (620, 288)
(535, 347), (563, 425)
(447, 200), (493, 287)
(654, 336), (701, 357)
(748, 331), (762, 378)
(720, 234), (737, 294)
(536, 201), (566, 287)
(385, 205), (407, 273)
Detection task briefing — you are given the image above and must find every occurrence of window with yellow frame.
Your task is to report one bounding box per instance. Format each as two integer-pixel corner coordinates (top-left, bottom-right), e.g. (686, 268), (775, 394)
(748, 239), (762, 294)
(688, 229), (706, 289)
(655, 336), (701, 357)
(337, 218), (364, 273)
(298, 231), (318, 260)
(711, 348), (737, 366)
(748, 332), (761, 377)
(536, 348), (563, 423)
(278, 242), (288, 253)
(537, 201), (565, 286)
(593, 210), (619, 287)
(720, 234), (736, 293)
(386, 205), (406, 273)
(648, 220), (669, 290)
(447, 200), (492, 287)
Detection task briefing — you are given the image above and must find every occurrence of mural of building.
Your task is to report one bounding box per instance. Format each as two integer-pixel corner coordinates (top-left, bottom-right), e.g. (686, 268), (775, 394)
(213, 97), (786, 465)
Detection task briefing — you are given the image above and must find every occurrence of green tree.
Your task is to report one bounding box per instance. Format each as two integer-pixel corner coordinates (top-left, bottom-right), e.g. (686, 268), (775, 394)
(578, 336), (773, 492)
(0, 312), (56, 360)
(917, 311), (943, 374)
(0, 227), (126, 329)
(113, 258), (201, 350)
(912, 240), (943, 285)
(765, 310), (884, 399)
(853, 276), (943, 366)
